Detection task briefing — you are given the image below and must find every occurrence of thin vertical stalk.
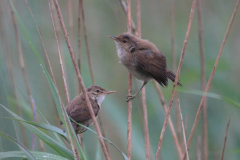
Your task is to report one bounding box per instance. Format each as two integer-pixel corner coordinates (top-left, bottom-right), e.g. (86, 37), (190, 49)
(171, 0), (177, 73)
(127, 73), (132, 160)
(80, 0), (110, 155)
(154, 81), (183, 158)
(98, 112), (111, 158)
(78, 0), (82, 75)
(119, 1), (152, 158)
(80, 134), (84, 148)
(5, 47), (22, 144)
(119, 0), (136, 34)
(184, 115), (188, 136)
(50, 0), (69, 135)
(196, 0), (207, 159)
(25, 7), (71, 150)
(51, 2), (65, 84)
(136, 0), (150, 159)
(49, 0), (70, 103)
(136, 0), (141, 38)
(177, 100), (189, 160)
(48, 1), (80, 159)
(0, 6), (27, 147)
(25, 0), (71, 106)
(126, 0), (132, 159)
(60, 102), (80, 160)
(220, 119), (230, 160)
(213, 147), (218, 160)
(183, 1), (240, 159)
(171, 0), (182, 146)
(68, 0), (75, 54)
(119, 0), (182, 157)
(197, 0), (205, 106)
(196, 136), (202, 160)
(155, 0), (196, 159)
(77, 0), (83, 148)
(25, 0), (55, 89)
(53, 1), (110, 159)
(81, 0), (95, 85)
(10, 3), (39, 151)
(26, 0), (75, 151)
(68, 0), (79, 97)
(50, 0), (70, 102)
(127, 0), (132, 33)
(50, 0), (63, 55)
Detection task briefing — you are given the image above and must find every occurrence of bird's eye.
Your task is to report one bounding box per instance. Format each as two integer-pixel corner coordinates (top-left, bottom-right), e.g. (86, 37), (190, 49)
(96, 90), (100, 93)
(122, 40), (127, 43)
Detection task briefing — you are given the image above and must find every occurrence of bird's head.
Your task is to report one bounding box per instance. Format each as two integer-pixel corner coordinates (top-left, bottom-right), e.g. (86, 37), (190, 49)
(109, 32), (138, 53)
(87, 85), (116, 106)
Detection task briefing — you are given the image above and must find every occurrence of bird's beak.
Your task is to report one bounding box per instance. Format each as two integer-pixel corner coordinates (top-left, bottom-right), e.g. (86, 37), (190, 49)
(108, 35), (119, 42)
(104, 90), (116, 95)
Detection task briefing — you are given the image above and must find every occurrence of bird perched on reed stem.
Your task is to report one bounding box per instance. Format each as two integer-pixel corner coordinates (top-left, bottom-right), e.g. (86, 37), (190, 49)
(109, 32), (181, 102)
(65, 85), (115, 134)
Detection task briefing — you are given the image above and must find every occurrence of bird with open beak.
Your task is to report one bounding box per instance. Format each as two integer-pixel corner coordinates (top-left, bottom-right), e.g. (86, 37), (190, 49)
(109, 32), (181, 102)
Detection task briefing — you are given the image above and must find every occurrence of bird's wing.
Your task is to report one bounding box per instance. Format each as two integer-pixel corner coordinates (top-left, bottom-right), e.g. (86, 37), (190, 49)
(134, 49), (168, 87)
(66, 94), (99, 123)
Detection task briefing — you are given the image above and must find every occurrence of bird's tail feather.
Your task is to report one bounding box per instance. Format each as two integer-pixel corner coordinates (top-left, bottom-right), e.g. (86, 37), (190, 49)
(167, 69), (182, 86)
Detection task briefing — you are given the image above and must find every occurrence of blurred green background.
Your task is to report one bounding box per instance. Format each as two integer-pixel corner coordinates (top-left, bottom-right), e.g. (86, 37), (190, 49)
(0, 0), (240, 159)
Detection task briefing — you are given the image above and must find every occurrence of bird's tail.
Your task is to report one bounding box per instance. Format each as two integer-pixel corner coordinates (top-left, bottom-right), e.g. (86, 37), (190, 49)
(167, 69), (182, 86)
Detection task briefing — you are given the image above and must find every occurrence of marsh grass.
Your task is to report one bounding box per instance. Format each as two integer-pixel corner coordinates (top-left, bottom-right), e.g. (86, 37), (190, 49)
(0, 0), (240, 160)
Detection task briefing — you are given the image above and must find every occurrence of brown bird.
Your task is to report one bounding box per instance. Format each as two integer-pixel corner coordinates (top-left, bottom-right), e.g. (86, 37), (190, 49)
(65, 85), (115, 134)
(109, 32), (181, 102)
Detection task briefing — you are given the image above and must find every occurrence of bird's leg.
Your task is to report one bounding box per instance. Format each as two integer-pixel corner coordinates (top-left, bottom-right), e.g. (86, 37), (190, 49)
(74, 134), (82, 155)
(126, 81), (147, 102)
(74, 134), (80, 156)
(77, 134), (82, 145)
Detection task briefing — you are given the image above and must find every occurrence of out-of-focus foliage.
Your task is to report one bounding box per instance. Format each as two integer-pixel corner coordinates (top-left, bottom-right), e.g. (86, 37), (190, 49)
(0, 0), (240, 159)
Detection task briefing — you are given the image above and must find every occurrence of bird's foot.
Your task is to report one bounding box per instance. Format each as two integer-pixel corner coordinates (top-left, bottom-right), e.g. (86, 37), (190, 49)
(126, 94), (135, 102)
